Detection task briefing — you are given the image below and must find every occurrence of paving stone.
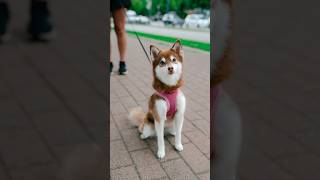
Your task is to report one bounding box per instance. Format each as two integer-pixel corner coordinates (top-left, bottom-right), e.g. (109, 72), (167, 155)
(192, 119), (210, 137)
(180, 143), (209, 174)
(241, 115), (305, 158)
(32, 111), (91, 146)
(185, 130), (210, 155)
(111, 102), (127, 115)
(110, 122), (121, 141)
(147, 139), (180, 162)
(167, 133), (190, 145)
(198, 172), (210, 180)
(110, 140), (132, 169)
(120, 128), (148, 151)
(238, 144), (295, 180)
(111, 166), (140, 180)
(113, 113), (135, 130)
(278, 154), (320, 179)
(10, 163), (59, 180)
(131, 149), (167, 180)
(0, 165), (9, 180)
(119, 96), (139, 111)
(162, 159), (198, 180)
(0, 129), (55, 169)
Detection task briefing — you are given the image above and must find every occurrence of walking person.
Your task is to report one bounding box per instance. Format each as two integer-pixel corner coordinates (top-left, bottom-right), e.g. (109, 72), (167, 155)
(110, 0), (131, 75)
(0, 0), (54, 43)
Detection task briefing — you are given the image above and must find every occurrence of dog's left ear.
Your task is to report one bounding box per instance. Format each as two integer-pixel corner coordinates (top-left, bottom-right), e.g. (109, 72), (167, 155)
(171, 40), (183, 55)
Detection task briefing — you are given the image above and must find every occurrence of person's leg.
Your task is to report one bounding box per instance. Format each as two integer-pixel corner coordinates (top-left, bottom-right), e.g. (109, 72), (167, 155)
(112, 8), (128, 75)
(0, 0), (10, 42)
(112, 8), (127, 62)
(109, 40), (113, 75)
(28, 0), (54, 41)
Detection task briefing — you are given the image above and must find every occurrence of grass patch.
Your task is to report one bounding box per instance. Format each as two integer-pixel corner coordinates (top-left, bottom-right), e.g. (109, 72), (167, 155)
(126, 30), (210, 52)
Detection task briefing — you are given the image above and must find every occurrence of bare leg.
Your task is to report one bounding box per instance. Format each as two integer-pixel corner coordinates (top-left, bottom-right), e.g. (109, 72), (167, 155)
(112, 8), (127, 62)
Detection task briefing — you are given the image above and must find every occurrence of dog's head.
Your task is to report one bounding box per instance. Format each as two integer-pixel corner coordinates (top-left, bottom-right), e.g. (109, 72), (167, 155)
(150, 40), (183, 89)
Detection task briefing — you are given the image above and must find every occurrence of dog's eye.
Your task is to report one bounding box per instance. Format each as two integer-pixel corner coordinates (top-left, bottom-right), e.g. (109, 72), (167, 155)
(172, 58), (177, 62)
(159, 61), (165, 66)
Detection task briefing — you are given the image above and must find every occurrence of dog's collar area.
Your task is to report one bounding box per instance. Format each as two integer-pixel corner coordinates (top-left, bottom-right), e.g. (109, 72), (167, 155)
(156, 88), (179, 94)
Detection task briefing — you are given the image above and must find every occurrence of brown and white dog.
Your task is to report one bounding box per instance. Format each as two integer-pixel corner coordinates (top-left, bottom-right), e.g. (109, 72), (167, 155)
(212, 1), (242, 180)
(129, 40), (185, 159)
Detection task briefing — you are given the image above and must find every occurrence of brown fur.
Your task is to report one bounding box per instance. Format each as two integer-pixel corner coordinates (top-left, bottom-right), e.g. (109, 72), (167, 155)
(212, 44), (233, 87)
(151, 43), (184, 93)
(211, 0), (234, 88)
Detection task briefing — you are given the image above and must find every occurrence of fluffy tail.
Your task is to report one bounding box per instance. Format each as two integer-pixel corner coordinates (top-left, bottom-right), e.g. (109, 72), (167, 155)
(128, 107), (145, 127)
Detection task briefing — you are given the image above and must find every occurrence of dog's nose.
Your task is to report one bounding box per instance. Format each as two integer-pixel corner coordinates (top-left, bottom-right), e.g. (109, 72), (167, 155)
(168, 67), (173, 71)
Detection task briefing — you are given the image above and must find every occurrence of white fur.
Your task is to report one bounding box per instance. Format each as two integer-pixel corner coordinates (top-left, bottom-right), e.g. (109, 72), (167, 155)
(128, 107), (145, 127)
(154, 99), (168, 159)
(155, 60), (182, 86)
(174, 91), (186, 151)
(150, 90), (186, 159)
(140, 124), (156, 139)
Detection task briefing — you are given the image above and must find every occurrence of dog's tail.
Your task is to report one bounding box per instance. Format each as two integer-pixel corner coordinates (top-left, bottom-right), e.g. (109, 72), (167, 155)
(128, 107), (145, 132)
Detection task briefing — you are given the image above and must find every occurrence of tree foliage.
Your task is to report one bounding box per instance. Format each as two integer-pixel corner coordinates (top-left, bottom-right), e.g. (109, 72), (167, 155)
(130, 0), (210, 17)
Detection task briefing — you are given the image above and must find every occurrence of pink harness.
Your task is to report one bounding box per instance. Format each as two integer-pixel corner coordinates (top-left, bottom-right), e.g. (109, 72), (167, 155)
(155, 89), (179, 118)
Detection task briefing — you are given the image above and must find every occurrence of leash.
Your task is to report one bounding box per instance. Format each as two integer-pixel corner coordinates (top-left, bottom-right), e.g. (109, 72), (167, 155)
(124, 9), (152, 64)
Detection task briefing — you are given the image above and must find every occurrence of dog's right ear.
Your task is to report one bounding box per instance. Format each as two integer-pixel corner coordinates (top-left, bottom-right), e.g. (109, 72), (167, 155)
(150, 45), (161, 60)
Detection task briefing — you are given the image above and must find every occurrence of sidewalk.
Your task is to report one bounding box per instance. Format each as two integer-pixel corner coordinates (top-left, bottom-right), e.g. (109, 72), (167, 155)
(110, 33), (210, 180)
(0, 0), (107, 179)
(225, 0), (320, 179)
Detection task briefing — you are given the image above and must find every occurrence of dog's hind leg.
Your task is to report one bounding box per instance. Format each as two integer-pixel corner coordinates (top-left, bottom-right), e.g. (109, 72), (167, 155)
(154, 100), (167, 159)
(140, 123), (155, 139)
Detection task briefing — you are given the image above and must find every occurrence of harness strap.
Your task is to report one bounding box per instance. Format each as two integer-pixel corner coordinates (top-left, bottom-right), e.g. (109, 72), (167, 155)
(154, 91), (171, 112)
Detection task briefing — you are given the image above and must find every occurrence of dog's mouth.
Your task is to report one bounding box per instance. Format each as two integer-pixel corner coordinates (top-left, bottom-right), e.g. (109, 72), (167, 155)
(168, 70), (174, 75)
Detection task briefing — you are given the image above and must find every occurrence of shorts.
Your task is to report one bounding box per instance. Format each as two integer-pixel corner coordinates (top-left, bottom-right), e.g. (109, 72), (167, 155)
(110, 0), (131, 12)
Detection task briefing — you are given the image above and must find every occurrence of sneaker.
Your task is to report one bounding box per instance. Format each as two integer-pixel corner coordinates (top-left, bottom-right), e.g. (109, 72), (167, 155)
(118, 61), (128, 75)
(110, 62), (113, 75)
(0, 2), (10, 43)
(27, 1), (55, 41)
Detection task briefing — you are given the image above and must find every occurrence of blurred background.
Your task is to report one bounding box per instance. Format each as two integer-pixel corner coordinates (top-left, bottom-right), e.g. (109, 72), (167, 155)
(111, 0), (210, 46)
(127, 0), (210, 29)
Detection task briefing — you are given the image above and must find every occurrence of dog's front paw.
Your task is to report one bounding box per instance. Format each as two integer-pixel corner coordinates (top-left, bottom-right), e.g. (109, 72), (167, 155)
(157, 150), (165, 159)
(175, 144), (183, 152)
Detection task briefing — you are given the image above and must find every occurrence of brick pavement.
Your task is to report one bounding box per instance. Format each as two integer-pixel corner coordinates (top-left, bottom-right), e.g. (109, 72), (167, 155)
(0, 0), (107, 179)
(110, 33), (210, 180)
(222, 0), (320, 179)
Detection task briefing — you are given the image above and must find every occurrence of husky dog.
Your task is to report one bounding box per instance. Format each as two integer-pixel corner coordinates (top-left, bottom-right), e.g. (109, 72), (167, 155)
(212, 1), (242, 180)
(129, 40), (185, 159)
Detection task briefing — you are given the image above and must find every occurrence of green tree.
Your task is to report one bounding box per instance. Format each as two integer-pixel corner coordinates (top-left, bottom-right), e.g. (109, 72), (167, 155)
(130, 0), (210, 16)
(130, 0), (147, 15)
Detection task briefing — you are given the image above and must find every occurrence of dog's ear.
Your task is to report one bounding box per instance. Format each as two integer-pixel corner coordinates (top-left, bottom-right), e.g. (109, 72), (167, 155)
(150, 45), (161, 60)
(171, 40), (182, 55)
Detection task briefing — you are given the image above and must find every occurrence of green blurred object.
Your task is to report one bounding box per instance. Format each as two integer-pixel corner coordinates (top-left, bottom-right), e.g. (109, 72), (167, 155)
(130, 0), (210, 17)
(126, 30), (210, 52)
